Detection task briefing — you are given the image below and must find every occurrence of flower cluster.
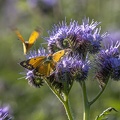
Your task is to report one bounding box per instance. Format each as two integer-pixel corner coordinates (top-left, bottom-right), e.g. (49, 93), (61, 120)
(0, 105), (13, 120)
(27, 47), (48, 59)
(54, 56), (89, 82)
(95, 41), (120, 87)
(26, 70), (44, 88)
(46, 18), (107, 56)
(19, 18), (120, 92)
(48, 56), (90, 93)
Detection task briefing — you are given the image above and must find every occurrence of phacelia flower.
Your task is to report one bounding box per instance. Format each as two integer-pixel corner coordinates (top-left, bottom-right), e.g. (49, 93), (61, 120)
(46, 18), (107, 57)
(48, 55), (90, 93)
(26, 70), (44, 88)
(51, 55), (90, 85)
(27, 47), (48, 59)
(0, 105), (13, 120)
(95, 41), (120, 86)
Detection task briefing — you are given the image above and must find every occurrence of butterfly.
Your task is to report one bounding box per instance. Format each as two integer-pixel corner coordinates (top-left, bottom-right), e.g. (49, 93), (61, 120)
(20, 49), (68, 77)
(13, 28), (41, 55)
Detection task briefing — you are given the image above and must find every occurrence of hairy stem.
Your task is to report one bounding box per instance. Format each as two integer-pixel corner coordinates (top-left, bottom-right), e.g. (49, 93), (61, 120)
(79, 81), (90, 120)
(89, 84), (107, 106)
(63, 95), (74, 120)
(45, 79), (74, 120)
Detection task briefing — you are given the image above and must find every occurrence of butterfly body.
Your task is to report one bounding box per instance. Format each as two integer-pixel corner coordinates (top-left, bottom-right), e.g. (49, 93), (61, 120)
(20, 50), (67, 77)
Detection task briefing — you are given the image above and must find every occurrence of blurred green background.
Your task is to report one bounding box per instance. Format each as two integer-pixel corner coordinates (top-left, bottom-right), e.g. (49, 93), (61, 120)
(0, 0), (120, 120)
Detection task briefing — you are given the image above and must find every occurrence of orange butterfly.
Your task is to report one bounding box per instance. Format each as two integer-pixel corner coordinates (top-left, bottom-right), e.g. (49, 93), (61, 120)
(13, 28), (41, 55)
(20, 50), (67, 77)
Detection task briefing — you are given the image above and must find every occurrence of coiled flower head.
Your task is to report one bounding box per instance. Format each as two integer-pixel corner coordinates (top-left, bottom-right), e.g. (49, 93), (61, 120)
(26, 70), (44, 88)
(46, 18), (107, 58)
(95, 41), (120, 87)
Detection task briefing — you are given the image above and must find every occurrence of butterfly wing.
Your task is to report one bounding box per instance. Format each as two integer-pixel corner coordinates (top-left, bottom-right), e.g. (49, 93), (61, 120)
(52, 50), (65, 62)
(23, 28), (41, 54)
(13, 28), (30, 54)
(13, 28), (25, 44)
(34, 63), (51, 76)
(28, 28), (41, 45)
(20, 56), (45, 70)
(13, 28), (41, 54)
(13, 28), (28, 54)
(20, 50), (65, 77)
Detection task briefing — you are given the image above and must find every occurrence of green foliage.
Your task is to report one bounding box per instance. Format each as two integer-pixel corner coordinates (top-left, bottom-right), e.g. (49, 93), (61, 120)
(95, 107), (118, 120)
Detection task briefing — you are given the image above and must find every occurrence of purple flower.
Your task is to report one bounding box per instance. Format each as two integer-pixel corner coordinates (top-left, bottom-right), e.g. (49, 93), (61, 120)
(26, 47), (48, 59)
(47, 55), (89, 93)
(46, 18), (107, 56)
(95, 41), (120, 86)
(0, 105), (13, 120)
(53, 55), (90, 83)
(110, 57), (120, 80)
(26, 70), (44, 88)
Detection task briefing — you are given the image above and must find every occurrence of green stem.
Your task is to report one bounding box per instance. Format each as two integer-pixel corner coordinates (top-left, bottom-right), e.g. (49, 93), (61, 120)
(45, 79), (74, 120)
(89, 84), (107, 106)
(63, 95), (74, 120)
(79, 81), (90, 120)
(90, 79), (109, 106)
(44, 78), (64, 103)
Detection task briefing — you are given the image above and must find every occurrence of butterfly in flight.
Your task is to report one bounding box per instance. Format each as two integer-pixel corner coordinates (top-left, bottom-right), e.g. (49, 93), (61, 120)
(20, 49), (68, 77)
(13, 28), (41, 55)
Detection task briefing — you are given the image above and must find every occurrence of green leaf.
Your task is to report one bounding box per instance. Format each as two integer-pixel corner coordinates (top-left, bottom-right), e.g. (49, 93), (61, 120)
(95, 107), (118, 120)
